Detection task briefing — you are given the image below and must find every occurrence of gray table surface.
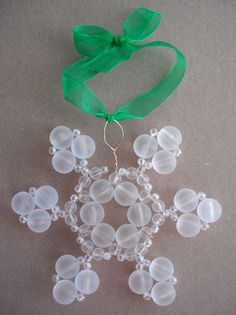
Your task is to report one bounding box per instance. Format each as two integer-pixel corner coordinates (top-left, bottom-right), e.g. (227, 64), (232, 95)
(1, 1), (235, 314)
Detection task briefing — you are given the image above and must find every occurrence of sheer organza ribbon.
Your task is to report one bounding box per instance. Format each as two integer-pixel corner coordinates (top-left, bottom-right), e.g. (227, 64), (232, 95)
(62, 7), (186, 122)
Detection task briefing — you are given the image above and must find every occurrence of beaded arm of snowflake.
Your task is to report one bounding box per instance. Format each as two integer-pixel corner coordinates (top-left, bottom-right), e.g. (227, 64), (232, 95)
(11, 125), (222, 306)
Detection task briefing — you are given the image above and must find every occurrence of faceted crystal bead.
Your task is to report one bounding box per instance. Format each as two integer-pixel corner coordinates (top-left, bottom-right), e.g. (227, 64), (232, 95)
(55, 255), (80, 279)
(90, 180), (114, 204)
(75, 270), (99, 294)
(92, 248), (105, 261)
(152, 213), (165, 225)
(116, 224), (140, 249)
(126, 167), (138, 180)
(138, 190), (151, 203)
(152, 200), (165, 212)
(91, 223), (116, 248)
(53, 280), (77, 305)
(152, 150), (176, 174)
(128, 270), (153, 295)
(114, 182), (138, 206)
(197, 198), (222, 223)
(124, 248), (137, 261)
(50, 126), (73, 150)
(139, 226), (152, 240)
(79, 175), (91, 188)
(81, 240), (94, 254)
(77, 293), (85, 302)
(149, 257), (174, 281)
(65, 213), (77, 226)
(127, 203), (152, 227)
(78, 224), (91, 237)
(133, 134), (158, 158)
(64, 201), (77, 214)
(48, 146), (57, 155)
(27, 209), (51, 233)
(34, 185), (58, 210)
(71, 135), (96, 159)
(174, 188), (199, 212)
(157, 126), (182, 151)
(109, 172), (122, 185)
(52, 149), (76, 174)
(176, 213), (201, 237)
(74, 185), (82, 194)
(135, 243), (148, 256)
(151, 282), (176, 306)
(19, 215), (27, 224)
(137, 174), (149, 186)
(11, 191), (35, 215)
(80, 202), (104, 225)
(78, 191), (91, 203)
(89, 167), (103, 180)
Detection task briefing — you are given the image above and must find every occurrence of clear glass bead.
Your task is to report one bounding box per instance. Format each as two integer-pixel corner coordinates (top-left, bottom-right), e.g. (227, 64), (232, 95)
(126, 167), (138, 180)
(73, 129), (81, 137)
(124, 248), (137, 261)
(151, 225), (160, 233)
(19, 215), (27, 224)
(138, 190), (151, 203)
(201, 222), (210, 231)
(144, 161), (152, 170)
(198, 192), (206, 200)
(144, 183), (152, 192)
(79, 175), (91, 188)
(55, 254), (80, 279)
(53, 280), (77, 305)
(90, 180), (114, 204)
(143, 292), (151, 301)
(152, 213), (165, 225)
(75, 270), (100, 294)
(167, 276), (178, 285)
(80, 159), (88, 167)
(64, 201), (77, 213)
(80, 202), (104, 225)
(29, 187), (37, 196)
(50, 126), (73, 150)
(101, 165), (109, 174)
(109, 243), (121, 256)
(109, 172), (121, 185)
(152, 200), (165, 212)
(71, 224), (79, 232)
(92, 248), (105, 261)
(136, 263), (144, 271)
(151, 193), (160, 202)
(118, 168), (126, 176)
(137, 157), (146, 166)
(78, 224), (91, 237)
(135, 243), (148, 256)
(74, 165), (82, 173)
(74, 185), (82, 193)
(78, 191), (91, 203)
(117, 254), (125, 261)
(139, 226), (152, 240)
(27, 209), (51, 233)
(144, 239), (152, 247)
(116, 224), (140, 249)
(52, 149), (76, 174)
(76, 293), (85, 302)
(81, 167), (89, 176)
(128, 270), (153, 295)
(103, 252), (112, 260)
(91, 223), (116, 248)
(48, 146), (57, 155)
(157, 126), (182, 150)
(71, 135), (96, 159)
(65, 214), (77, 226)
(70, 194), (79, 202)
(152, 150), (177, 174)
(11, 191), (35, 215)
(51, 213), (59, 221)
(137, 174), (149, 186)
(52, 274), (61, 283)
(89, 167), (103, 180)
(133, 134), (158, 158)
(150, 128), (158, 137)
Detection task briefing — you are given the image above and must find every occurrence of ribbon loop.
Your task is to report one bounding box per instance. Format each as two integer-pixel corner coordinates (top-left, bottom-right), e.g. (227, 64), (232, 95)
(63, 7), (187, 122)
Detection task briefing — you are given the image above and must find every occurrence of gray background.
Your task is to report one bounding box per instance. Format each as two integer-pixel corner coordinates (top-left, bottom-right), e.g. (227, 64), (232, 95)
(0, 0), (235, 314)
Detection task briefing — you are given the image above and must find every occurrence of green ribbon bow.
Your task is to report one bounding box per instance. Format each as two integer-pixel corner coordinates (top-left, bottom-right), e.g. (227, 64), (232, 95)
(62, 7), (186, 123)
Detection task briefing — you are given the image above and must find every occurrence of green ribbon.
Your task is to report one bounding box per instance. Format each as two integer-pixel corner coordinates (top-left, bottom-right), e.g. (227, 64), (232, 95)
(62, 7), (186, 123)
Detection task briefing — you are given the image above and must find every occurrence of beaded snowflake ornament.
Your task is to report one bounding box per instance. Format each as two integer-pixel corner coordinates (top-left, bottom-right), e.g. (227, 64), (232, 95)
(11, 124), (222, 306)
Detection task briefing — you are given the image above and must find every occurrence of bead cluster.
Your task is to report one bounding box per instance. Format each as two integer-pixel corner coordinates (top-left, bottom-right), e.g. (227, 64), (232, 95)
(10, 125), (222, 307)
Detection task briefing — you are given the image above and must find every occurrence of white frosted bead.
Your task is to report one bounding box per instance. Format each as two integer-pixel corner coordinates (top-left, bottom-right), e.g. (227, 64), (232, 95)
(128, 270), (153, 295)
(80, 202), (104, 225)
(27, 209), (51, 233)
(197, 198), (222, 223)
(116, 224), (140, 249)
(75, 270), (99, 294)
(127, 203), (152, 227)
(176, 213), (201, 238)
(90, 180), (114, 204)
(133, 134), (158, 158)
(11, 192), (35, 215)
(151, 282), (176, 306)
(50, 126), (73, 150)
(114, 182), (138, 206)
(174, 188), (198, 212)
(71, 135), (95, 159)
(55, 255), (80, 279)
(157, 126), (182, 150)
(52, 150), (76, 174)
(152, 150), (176, 174)
(53, 280), (77, 305)
(91, 223), (115, 248)
(34, 185), (58, 209)
(149, 257), (174, 281)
